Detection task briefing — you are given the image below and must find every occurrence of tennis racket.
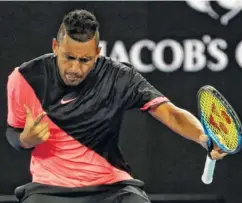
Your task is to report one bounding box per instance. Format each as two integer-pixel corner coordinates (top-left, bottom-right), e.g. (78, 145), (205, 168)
(197, 85), (242, 184)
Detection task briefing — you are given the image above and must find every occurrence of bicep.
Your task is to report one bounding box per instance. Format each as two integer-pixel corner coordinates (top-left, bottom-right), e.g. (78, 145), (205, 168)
(149, 102), (180, 127)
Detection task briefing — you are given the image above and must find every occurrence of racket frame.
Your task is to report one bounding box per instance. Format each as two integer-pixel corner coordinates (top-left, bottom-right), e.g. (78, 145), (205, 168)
(197, 85), (242, 154)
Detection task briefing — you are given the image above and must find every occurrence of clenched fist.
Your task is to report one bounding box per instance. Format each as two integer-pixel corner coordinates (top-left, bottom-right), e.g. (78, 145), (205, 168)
(20, 105), (50, 148)
(199, 134), (228, 160)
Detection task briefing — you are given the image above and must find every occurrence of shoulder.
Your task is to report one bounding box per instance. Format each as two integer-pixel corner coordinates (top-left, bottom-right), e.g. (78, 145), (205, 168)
(97, 56), (136, 77)
(18, 53), (55, 74)
(8, 53), (54, 89)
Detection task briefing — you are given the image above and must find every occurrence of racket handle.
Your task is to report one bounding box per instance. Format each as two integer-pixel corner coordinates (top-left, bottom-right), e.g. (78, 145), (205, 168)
(201, 155), (216, 184)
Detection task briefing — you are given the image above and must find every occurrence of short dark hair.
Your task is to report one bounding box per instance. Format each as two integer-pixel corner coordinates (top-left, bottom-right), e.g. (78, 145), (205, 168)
(57, 9), (99, 47)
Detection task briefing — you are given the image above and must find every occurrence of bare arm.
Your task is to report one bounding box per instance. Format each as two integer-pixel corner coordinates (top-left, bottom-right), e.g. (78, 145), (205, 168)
(149, 102), (206, 145)
(149, 102), (228, 160)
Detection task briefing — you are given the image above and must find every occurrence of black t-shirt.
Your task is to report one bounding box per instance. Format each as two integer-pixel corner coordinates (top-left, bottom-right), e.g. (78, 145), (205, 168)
(7, 53), (168, 187)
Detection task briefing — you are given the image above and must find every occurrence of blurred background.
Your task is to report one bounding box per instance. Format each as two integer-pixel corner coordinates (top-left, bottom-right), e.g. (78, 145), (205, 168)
(0, 1), (242, 203)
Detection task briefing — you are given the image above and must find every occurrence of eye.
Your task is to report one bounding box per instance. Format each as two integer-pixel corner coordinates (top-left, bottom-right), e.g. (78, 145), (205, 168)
(65, 55), (76, 60)
(79, 58), (91, 63)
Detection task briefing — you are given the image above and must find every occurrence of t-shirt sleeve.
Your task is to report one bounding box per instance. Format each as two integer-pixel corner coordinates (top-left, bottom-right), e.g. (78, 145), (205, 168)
(7, 68), (26, 128)
(121, 63), (169, 111)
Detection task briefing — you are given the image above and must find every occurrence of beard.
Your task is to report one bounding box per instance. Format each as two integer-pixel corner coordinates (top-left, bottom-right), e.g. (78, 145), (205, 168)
(63, 72), (85, 86)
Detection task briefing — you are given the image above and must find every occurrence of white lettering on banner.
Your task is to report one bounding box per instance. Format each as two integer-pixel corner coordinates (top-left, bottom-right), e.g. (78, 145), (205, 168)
(235, 41), (242, 67)
(207, 39), (228, 71)
(109, 40), (129, 63)
(183, 39), (206, 72)
(99, 35), (241, 73)
(186, 0), (242, 26)
(130, 40), (156, 72)
(153, 40), (183, 72)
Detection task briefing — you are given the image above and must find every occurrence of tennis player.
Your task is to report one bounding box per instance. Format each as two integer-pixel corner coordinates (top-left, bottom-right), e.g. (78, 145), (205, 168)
(6, 9), (227, 203)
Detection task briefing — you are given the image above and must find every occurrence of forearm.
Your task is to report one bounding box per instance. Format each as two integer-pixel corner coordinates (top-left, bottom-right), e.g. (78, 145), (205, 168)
(150, 103), (205, 144)
(169, 108), (204, 143)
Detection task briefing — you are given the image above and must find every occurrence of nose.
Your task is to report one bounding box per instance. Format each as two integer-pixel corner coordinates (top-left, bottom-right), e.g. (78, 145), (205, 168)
(71, 60), (83, 74)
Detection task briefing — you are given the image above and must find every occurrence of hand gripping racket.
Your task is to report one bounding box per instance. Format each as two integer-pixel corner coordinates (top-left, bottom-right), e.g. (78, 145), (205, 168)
(197, 85), (242, 184)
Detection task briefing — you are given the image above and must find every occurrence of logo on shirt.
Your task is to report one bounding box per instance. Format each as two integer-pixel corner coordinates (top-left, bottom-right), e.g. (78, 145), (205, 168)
(60, 92), (78, 104)
(61, 98), (77, 104)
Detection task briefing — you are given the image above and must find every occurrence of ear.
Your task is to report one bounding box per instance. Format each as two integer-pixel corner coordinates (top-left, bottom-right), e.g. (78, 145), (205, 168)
(95, 46), (102, 61)
(52, 38), (59, 55)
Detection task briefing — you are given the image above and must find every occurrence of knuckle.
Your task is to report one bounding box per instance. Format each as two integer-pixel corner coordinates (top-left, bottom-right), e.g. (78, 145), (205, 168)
(36, 135), (43, 140)
(39, 136), (46, 141)
(44, 133), (50, 139)
(30, 129), (38, 136)
(43, 136), (49, 141)
(40, 123), (48, 128)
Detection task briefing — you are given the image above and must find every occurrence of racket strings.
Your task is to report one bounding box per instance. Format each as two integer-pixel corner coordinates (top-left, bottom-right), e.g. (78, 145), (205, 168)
(199, 91), (239, 151)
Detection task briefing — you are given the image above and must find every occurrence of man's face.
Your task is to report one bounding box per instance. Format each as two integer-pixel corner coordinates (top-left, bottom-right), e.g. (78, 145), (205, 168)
(52, 34), (101, 86)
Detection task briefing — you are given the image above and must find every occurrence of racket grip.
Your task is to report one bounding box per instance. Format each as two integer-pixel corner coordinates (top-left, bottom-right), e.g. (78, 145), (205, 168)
(201, 155), (216, 184)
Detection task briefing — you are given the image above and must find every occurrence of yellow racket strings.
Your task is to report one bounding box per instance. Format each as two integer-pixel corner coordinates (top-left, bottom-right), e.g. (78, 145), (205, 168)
(199, 91), (238, 151)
